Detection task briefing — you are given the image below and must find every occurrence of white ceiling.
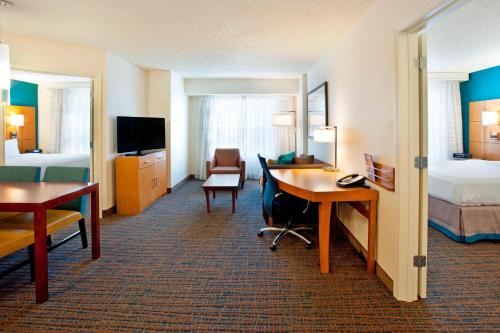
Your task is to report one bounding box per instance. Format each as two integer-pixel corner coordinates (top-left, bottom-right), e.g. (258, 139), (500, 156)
(427, 0), (500, 73)
(1, 0), (374, 77)
(11, 69), (91, 84)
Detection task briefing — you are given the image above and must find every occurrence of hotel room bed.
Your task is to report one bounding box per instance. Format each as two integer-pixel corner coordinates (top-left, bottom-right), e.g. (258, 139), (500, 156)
(6, 153), (90, 178)
(428, 160), (500, 243)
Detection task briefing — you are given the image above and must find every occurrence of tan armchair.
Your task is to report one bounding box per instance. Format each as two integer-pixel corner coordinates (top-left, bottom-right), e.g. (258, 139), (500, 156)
(206, 148), (246, 188)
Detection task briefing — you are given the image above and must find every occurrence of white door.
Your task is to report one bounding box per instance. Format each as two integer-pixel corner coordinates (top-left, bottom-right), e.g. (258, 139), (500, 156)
(417, 34), (428, 298)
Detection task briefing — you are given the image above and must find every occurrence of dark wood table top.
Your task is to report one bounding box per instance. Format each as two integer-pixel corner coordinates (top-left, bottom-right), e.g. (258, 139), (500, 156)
(202, 174), (240, 189)
(0, 182), (98, 210)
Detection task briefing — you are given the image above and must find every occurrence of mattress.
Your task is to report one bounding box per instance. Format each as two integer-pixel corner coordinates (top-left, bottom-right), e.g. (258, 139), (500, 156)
(428, 159), (500, 206)
(6, 153), (90, 178)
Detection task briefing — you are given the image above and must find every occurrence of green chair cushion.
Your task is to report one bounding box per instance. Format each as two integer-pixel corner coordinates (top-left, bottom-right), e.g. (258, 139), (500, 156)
(0, 166), (41, 182)
(43, 167), (90, 214)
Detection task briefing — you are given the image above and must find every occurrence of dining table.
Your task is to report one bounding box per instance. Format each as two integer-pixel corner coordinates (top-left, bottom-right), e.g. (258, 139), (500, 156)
(0, 182), (100, 304)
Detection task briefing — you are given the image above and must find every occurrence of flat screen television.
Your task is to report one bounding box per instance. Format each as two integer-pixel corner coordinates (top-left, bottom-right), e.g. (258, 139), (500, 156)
(117, 116), (166, 154)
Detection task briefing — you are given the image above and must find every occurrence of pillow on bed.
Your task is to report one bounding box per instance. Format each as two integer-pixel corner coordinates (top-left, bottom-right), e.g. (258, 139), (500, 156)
(5, 139), (20, 158)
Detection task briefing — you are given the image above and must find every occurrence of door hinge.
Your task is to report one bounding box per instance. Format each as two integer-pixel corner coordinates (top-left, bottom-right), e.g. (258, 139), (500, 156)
(413, 255), (427, 268)
(414, 56), (427, 70)
(414, 156), (428, 169)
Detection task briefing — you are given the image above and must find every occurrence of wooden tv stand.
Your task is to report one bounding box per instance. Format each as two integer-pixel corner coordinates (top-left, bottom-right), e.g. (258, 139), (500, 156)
(115, 151), (167, 215)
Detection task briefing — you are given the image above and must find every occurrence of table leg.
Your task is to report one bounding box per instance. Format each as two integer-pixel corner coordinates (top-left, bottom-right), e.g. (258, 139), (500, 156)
(367, 199), (377, 274)
(34, 208), (48, 304)
(319, 201), (332, 274)
(231, 190), (236, 214)
(332, 203), (338, 239)
(91, 188), (101, 260)
(204, 189), (211, 213)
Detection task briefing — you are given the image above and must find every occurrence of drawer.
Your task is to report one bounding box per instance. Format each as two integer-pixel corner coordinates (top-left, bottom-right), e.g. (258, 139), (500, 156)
(139, 154), (155, 168)
(154, 151), (166, 162)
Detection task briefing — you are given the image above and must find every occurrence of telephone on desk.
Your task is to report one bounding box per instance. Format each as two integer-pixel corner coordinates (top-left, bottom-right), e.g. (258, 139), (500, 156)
(336, 174), (367, 188)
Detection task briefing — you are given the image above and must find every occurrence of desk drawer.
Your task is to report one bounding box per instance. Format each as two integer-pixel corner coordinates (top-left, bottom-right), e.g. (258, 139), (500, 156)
(154, 151), (166, 163)
(139, 154), (155, 169)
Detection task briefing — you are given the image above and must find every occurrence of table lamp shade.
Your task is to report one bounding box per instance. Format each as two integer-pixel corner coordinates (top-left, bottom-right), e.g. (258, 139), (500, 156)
(482, 111), (499, 126)
(9, 114), (24, 126)
(313, 127), (336, 142)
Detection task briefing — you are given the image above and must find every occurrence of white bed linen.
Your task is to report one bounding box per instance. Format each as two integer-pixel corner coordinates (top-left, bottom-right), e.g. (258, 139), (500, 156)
(6, 153), (89, 178)
(428, 160), (500, 206)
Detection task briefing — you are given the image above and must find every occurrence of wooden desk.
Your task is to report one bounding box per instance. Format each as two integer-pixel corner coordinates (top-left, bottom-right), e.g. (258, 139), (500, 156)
(270, 169), (378, 274)
(0, 182), (100, 303)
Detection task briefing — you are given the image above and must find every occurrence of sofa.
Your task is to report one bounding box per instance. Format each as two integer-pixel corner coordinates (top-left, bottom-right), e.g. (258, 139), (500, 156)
(266, 154), (330, 169)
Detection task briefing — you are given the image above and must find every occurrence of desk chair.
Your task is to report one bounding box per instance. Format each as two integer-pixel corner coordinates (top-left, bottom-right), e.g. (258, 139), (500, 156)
(257, 154), (318, 251)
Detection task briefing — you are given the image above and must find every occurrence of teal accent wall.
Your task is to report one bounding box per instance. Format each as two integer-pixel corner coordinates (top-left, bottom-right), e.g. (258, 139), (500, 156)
(460, 65), (500, 153)
(10, 80), (38, 147)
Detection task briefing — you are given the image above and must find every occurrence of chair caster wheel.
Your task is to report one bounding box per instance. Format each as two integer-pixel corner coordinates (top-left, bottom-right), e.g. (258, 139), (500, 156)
(257, 231), (264, 237)
(304, 243), (312, 249)
(270, 244), (277, 251)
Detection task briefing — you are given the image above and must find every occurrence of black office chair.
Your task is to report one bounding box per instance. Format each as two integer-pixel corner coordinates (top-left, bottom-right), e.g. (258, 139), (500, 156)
(257, 154), (318, 250)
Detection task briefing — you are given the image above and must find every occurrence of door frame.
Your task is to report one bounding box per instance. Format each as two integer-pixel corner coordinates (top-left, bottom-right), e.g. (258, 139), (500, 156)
(395, 0), (470, 301)
(0, 67), (104, 216)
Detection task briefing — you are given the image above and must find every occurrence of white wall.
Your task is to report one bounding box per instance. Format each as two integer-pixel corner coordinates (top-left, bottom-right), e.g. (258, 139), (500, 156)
(104, 53), (148, 209)
(4, 33), (105, 77)
(170, 72), (189, 186)
(147, 70), (172, 187)
(306, 0), (444, 297)
(185, 78), (299, 95)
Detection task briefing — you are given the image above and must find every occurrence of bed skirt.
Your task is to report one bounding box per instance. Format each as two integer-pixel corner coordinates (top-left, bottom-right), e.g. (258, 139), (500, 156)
(428, 196), (500, 243)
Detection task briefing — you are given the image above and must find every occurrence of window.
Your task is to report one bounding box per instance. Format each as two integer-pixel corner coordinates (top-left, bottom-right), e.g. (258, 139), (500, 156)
(193, 95), (295, 179)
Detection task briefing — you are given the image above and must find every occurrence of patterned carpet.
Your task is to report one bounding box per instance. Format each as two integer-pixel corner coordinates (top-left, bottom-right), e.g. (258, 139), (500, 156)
(0, 180), (498, 332)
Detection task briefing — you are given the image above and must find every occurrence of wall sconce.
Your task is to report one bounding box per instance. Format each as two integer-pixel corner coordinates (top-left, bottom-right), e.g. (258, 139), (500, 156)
(8, 114), (24, 138)
(482, 111), (499, 126)
(313, 126), (338, 171)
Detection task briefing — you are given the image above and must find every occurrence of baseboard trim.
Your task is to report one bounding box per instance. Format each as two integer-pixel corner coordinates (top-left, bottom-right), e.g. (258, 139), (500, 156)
(337, 220), (394, 293)
(102, 205), (116, 217)
(170, 175), (194, 193)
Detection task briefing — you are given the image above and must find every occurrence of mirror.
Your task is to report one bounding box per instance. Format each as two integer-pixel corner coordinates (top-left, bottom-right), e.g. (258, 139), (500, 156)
(307, 82), (328, 138)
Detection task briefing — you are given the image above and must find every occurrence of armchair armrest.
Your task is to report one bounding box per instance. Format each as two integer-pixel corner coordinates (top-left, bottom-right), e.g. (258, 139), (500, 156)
(239, 157), (246, 179)
(206, 157), (216, 178)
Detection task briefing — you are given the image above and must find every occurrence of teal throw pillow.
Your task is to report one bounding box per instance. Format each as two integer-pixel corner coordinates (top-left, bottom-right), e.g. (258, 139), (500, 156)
(277, 151), (296, 165)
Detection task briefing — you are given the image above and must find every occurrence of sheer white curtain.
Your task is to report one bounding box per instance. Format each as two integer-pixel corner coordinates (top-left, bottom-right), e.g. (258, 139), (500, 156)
(194, 95), (295, 179)
(428, 79), (463, 161)
(46, 87), (91, 154)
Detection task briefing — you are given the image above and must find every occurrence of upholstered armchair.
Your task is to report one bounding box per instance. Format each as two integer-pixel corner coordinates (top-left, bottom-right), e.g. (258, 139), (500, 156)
(206, 148), (246, 188)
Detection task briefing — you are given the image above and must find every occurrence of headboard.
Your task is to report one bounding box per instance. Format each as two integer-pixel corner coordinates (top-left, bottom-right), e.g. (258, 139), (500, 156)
(4, 105), (36, 153)
(469, 99), (500, 160)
